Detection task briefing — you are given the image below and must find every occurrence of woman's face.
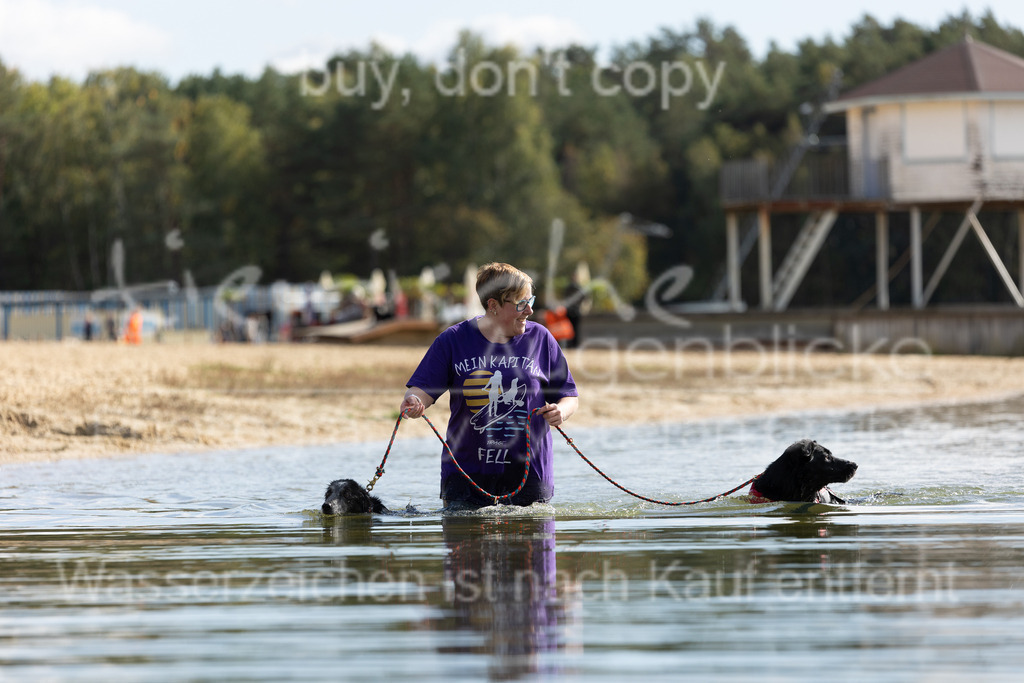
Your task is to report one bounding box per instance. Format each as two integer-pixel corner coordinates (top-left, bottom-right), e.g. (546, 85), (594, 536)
(492, 289), (534, 337)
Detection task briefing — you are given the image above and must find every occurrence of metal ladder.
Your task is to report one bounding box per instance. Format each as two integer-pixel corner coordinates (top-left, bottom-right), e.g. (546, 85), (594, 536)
(771, 209), (838, 310)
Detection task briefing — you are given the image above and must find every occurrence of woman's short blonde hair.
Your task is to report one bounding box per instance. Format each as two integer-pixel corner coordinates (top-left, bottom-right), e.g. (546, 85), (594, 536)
(476, 263), (533, 309)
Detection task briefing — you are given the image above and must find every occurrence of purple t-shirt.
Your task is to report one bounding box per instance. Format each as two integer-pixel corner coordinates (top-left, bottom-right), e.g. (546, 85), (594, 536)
(407, 317), (578, 505)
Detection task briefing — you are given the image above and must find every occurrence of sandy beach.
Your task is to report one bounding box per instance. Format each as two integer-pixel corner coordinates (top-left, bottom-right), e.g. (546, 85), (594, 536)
(2, 338), (1024, 465)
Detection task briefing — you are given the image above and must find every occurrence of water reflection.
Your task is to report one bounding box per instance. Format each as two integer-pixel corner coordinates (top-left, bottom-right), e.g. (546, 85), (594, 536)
(5, 394), (1024, 678)
(314, 510), (577, 679)
(435, 515), (570, 680)
(318, 510), (379, 546)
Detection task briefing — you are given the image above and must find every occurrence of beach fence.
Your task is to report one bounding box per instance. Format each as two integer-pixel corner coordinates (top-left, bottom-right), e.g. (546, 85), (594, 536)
(0, 285), (291, 342)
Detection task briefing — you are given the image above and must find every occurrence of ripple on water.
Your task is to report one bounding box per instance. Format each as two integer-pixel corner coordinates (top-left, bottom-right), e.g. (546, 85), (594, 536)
(4, 396), (1024, 679)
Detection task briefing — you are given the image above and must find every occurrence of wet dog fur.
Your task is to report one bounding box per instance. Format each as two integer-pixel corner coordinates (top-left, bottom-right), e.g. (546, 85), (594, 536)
(321, 479), (389, 515)
(750, 439), (858, 504)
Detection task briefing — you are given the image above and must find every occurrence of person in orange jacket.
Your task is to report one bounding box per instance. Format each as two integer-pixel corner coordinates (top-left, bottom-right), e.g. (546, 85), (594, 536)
(123, 306), (143, 345)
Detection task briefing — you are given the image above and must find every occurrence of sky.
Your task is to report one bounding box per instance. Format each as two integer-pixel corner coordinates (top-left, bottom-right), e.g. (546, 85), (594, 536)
(0, 0), (1021, 83)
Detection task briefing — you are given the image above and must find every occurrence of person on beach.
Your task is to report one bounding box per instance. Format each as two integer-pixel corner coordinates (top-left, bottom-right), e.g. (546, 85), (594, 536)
(400, 262), (579, 509)
(123, 306), (143, 345)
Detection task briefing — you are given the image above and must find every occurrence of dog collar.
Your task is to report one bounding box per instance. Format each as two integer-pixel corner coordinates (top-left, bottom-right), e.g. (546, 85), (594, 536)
(748, 483), (772, 503)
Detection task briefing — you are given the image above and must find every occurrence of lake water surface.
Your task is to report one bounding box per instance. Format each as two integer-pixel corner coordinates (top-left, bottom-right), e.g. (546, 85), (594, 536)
(3, 396), (1024, 681)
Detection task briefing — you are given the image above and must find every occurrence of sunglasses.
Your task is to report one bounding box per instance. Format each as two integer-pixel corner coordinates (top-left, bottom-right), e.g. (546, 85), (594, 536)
(509, 295), (536, 312)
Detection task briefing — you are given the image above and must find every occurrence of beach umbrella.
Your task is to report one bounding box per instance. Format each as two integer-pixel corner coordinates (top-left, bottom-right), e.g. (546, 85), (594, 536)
(464, 264), (484, 318)
(419, 267), (436, 320)
(369, 269), (387, 307)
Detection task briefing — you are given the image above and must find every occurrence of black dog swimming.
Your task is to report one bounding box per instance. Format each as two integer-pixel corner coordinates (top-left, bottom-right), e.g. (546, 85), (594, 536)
(749, 439), (858, 504)
(322, 479), (389, 515)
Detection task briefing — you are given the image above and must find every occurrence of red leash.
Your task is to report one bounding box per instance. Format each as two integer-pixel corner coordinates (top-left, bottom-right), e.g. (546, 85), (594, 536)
(367, 409), (537, 505)
(555, 428), (762, 506)
(368, 410), (761, 507)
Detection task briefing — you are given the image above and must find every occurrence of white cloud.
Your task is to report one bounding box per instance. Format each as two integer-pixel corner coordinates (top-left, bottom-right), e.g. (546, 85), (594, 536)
(408, 14), (589, 64)
(269, 31), (414, 73)
(466, 14), (589, 53)
(268, 46), (330, 76)
(269, 13), (588, 74)
(0, 0), (171, 81)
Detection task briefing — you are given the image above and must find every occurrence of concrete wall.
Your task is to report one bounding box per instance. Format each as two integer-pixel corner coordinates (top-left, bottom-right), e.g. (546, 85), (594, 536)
(834, 309), (1024, 356)
(576, 309), (1024, 356)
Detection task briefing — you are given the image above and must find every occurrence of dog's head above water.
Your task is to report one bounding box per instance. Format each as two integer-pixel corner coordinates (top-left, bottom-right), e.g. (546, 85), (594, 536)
(322, 479), (388, 515)
(751, 439), (858, 504)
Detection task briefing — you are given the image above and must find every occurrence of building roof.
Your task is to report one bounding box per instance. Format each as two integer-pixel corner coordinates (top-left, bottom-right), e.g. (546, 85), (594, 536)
(827, 37), (1024, 110)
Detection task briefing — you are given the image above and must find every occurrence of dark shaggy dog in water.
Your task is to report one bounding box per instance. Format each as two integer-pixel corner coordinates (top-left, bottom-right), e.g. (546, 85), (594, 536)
(748, 440), (858, 504)
(321, 479), (389, 515)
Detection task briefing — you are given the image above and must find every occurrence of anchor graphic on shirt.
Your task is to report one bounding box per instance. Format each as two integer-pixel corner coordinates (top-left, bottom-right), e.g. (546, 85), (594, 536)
(468, 370), (526, 432)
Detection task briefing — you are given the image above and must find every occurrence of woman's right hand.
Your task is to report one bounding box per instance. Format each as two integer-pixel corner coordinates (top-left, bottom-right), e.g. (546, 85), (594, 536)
(400, 393), (425, 418)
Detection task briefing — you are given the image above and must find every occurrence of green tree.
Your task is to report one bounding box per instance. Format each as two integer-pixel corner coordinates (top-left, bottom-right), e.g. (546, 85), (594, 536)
(177, 94), (269, 282)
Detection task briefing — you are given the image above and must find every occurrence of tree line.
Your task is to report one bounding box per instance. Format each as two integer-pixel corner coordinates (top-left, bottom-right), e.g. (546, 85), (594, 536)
(1, 11), (1022, 307)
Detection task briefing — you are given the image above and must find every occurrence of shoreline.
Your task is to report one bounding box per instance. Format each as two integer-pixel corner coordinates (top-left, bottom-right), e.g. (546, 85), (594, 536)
(3, 340), (1024, 465)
